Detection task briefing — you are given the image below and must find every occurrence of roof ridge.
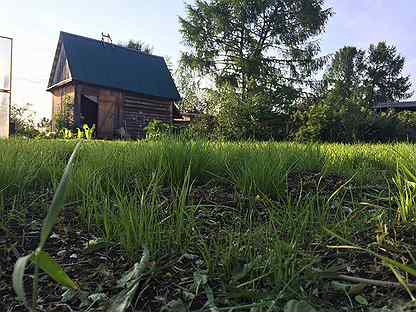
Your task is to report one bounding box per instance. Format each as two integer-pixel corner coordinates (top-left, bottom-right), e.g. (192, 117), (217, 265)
(59, 31), (164, 60)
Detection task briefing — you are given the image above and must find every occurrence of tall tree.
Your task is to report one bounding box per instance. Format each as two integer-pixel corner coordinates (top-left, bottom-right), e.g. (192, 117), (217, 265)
(119, 39), (154, 54)
(319, 47), (368, 140)
(175, 62), (208, 112)
(299, 43), (414, 142)
(323, 46), (366, 103)
(179, 0), (332, 110)
(366, 42), (412, 104)
(323, 43), (412, 108)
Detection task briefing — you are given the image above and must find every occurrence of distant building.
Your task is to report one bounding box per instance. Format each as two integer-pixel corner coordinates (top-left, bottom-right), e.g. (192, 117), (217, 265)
(47, 31), (181, 138)
(375, 101), (416, 112)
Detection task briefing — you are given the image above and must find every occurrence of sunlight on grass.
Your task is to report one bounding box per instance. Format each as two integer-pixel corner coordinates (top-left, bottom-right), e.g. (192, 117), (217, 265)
(2, 138), (416, 310)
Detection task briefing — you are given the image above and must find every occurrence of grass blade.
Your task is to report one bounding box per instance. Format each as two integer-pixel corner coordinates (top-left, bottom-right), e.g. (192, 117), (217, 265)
(107, 283), (140, 312)
(39, 142), (81, 249)
(325, 227), (416, 277)
(12, 253), (33, 309)
(387, 264), (415, 300)
(107, 246), (150, 312)
(33, 251), (79, 290)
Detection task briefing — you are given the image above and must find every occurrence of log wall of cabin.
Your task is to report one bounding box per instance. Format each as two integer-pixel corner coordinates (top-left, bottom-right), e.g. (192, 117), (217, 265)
(75, 84), (123, 138)
(52, 83), (173, 139)
(123, 94), (173, 138)
(51, 84), (75, 130)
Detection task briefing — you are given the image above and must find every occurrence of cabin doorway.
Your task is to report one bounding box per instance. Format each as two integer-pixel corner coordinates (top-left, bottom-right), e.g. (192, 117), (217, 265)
(80, 95), (98, 128)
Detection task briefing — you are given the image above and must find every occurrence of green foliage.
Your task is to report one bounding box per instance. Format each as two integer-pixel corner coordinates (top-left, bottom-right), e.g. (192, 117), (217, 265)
(394, 165), (416, 224)
(144, 119), (173, 140)
(322, 43), (412, 108)
(10, 103), (41, 138)
(175, 60), (207, 113)
(176, 1), (412, 143)
(5, 139), (416, 309)
(60, 128), (74, 140)
(296, 101), (338, 142)
(60, 124), (95, 140)
(365, 112), (407, 142)
(119, 39), (153, 54)
(32, 251), (79, 289)
(396, 111), (416, 136)
(54, 95), (74, 131)
(76, 127), (85, 139)
(188, 84), (298, 141)
(297, 42), (413, 143)
(83, 124), (95, 140)
(393, 155), (416, 223)
(188, 114), (217, 139)
(296, 102), (412, 143)
(180, 0), (331, 96)
(37, 117), (52, 133)
(366, 42), (413, 104)
(208, 84), (255, 140)
(179, 0), (332, 139)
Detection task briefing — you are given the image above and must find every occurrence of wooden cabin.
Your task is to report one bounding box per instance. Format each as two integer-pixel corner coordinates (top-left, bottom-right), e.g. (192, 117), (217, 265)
(47, 32), (181, 138)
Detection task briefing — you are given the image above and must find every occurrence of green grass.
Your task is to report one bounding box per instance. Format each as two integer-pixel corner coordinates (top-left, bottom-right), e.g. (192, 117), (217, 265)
(3, 138), (416, 310)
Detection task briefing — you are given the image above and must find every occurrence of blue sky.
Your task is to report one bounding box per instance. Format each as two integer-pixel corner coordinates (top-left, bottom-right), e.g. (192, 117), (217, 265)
(1, 0), (416, 119)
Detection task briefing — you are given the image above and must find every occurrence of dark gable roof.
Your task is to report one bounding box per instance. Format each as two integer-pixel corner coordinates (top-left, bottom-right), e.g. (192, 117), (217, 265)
(375, 101), (416, 109)
(48, 31), (181, 101)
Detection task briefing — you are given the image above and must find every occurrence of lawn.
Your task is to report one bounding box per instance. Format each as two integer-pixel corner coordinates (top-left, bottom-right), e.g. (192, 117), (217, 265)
(2, 138), (416, 311)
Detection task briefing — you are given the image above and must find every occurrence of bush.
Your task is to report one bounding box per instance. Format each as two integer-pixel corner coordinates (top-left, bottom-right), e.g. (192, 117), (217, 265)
(10, 103), (41, 138)
(363, 112), (402, 142)
(208, 85), (255, 140)
(296, 101), (416, 143)
(181, 114), (215, 139)
(144, 119), (173, 140)
(396, 111), (416, 140)
(295, 101), (340, 142)
(54, 95), (74, 131)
